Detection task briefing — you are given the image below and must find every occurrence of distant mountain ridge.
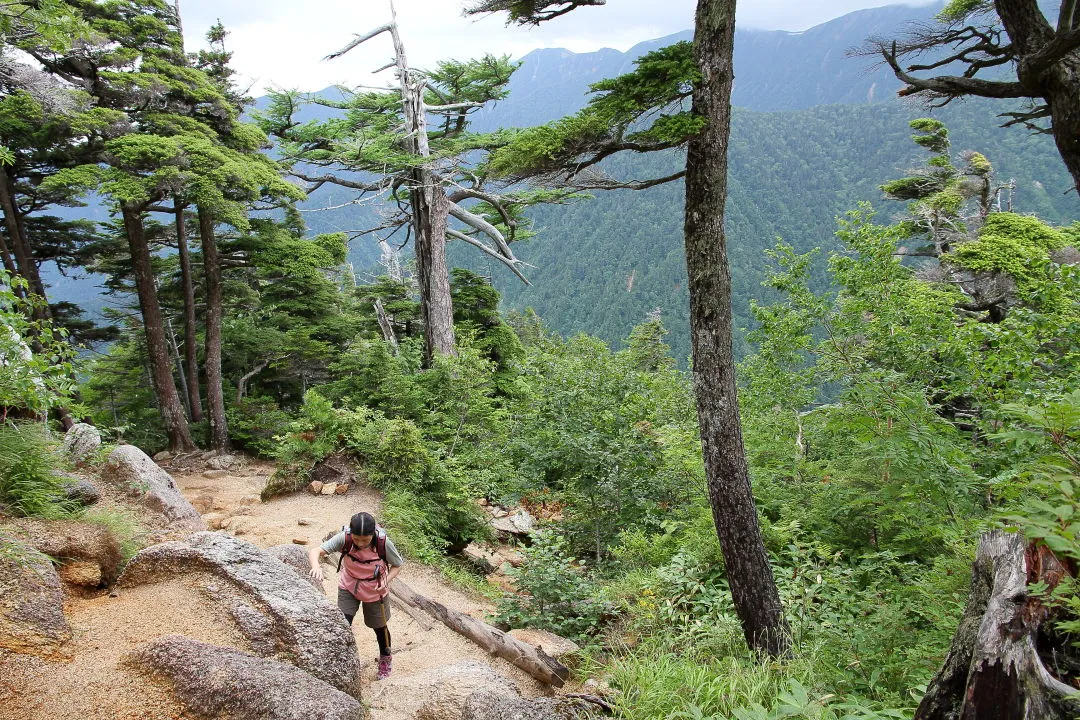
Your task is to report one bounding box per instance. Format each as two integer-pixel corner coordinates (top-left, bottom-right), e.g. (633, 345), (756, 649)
(46, 1), (1077, 367)
(472, 1), (941, 130)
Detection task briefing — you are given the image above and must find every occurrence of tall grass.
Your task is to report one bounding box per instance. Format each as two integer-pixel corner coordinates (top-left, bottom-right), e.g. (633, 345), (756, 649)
(596, 633), (807, 720)
(81, 507), (147, 563)
(0, 423), (80, 519)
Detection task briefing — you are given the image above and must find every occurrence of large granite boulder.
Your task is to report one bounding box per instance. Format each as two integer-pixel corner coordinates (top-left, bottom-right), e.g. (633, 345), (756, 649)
(132, 635), (363, 720)
(463, 689), (599, 720)
(206, 454), (240, 471)
(265, 543), (321, 588)
(491, 509), (534, 538)
(101, 445), (206, 531)
(382, 660), (518, 720)
(0, 535), (71, 657)
(10, 518), (123, 587)
(62, 423), (101, 465)
(118, 532), (361, 696)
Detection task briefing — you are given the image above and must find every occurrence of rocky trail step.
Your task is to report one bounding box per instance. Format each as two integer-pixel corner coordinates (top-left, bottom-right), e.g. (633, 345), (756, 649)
(2, 447), (577, 720)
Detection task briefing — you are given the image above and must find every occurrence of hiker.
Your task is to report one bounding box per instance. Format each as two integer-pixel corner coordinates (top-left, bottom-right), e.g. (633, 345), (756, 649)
(308, 511), (404, 680)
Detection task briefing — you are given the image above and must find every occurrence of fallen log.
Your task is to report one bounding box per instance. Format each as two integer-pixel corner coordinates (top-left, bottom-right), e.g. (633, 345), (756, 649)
(390, 594), (435, 631)
(915, 530), (1080, 720)
(389, 580), (570, 687)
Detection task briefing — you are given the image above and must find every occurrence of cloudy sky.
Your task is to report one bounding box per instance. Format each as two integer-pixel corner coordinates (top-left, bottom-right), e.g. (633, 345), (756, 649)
(179, 0), (936, 94)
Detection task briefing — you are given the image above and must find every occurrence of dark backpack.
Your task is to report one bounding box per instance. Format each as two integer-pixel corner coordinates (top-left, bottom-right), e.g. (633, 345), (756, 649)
(336, 524), (388, 573)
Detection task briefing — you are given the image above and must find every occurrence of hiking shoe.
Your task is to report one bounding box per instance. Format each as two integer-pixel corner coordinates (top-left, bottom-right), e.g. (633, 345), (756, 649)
(376, 654), (392, 680)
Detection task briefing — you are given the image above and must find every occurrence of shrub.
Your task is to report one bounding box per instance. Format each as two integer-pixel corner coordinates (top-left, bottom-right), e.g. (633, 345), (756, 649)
(226, 396), (292, 457)
(263, 391), (487, 551)
(998, 391), (1080, 656)
(495, 529), (613, 643)
(81, 507), (148, 563)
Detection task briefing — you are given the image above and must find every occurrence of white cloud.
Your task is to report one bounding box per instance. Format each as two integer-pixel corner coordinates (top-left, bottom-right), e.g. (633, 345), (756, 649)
(180, 0), (937, 93)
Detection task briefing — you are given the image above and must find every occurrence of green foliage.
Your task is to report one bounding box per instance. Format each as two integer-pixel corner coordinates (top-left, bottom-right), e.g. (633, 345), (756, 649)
(264, 390), (487, 551)
(79, 330), (167, 451)
(509, 328), (697, 558)
(486, 42), (702, 179)
(478, 100), (1078, 368)
(948, 212), (1069, 293)
(998, 391), (1080, 646)
(605, 649), (799, 720)
(732, 679), (909, 720)
(24, 8), (1080, 716)
(426, 55), (519, 108)
(1, 0), (91, 52)
(937, 0), (993, 23)
(225, 397), (292, 457)
(0, 423), (79, 519)
(623, 315), (675, 373)
(495, 529), (611, 643)
(451, 269), (525, 392)
(0, 272), (78, 415)
(908, 118), (949, 155)
(81, 507), (147, 563)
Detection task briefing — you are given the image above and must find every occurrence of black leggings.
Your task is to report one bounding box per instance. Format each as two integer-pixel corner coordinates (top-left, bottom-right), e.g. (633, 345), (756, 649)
(343, 612), (392, 657)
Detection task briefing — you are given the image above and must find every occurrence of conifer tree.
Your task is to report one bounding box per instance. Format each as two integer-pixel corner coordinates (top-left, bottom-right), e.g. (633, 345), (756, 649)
(864, 0), (1080, 193)
(469, 0), (789, 656)
(40, 0), (299, 451)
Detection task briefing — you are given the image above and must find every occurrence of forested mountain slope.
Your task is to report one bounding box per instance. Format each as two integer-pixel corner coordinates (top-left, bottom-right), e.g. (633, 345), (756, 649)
(47, 0), (1077, 364)
(454, 96), (1078, 362)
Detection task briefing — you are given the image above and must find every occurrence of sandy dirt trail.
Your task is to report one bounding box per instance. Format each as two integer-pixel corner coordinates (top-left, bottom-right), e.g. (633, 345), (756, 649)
(171, 461), (547, 719)
(0, 458), (546, 720)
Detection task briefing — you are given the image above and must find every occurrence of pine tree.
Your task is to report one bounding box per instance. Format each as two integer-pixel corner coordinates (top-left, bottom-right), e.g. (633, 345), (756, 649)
(41, 0), (299, 450)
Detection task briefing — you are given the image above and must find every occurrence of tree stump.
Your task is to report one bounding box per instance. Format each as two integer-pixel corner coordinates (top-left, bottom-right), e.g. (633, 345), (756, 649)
(915, 530), (1079, 720)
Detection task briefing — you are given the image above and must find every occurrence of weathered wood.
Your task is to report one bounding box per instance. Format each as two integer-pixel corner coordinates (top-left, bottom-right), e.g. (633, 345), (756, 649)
(389, 594), (434, 631)
(374, 298), (399, 353)
(915, 530), (1080, 720)
(389, 581), (569, 687)
(331, 14), (459, 366)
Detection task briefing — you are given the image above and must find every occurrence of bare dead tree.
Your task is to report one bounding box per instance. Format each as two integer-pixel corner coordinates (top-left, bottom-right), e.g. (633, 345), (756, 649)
(286, 6), (541, 365)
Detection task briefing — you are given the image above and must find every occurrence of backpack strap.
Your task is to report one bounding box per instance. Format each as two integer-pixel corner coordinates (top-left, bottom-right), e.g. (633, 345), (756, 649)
(336, 525), (351, 573)
(375, 526), (387, 563)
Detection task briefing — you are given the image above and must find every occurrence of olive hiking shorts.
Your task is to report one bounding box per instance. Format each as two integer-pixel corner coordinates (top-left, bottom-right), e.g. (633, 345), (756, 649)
(337, 588), (392, 629)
